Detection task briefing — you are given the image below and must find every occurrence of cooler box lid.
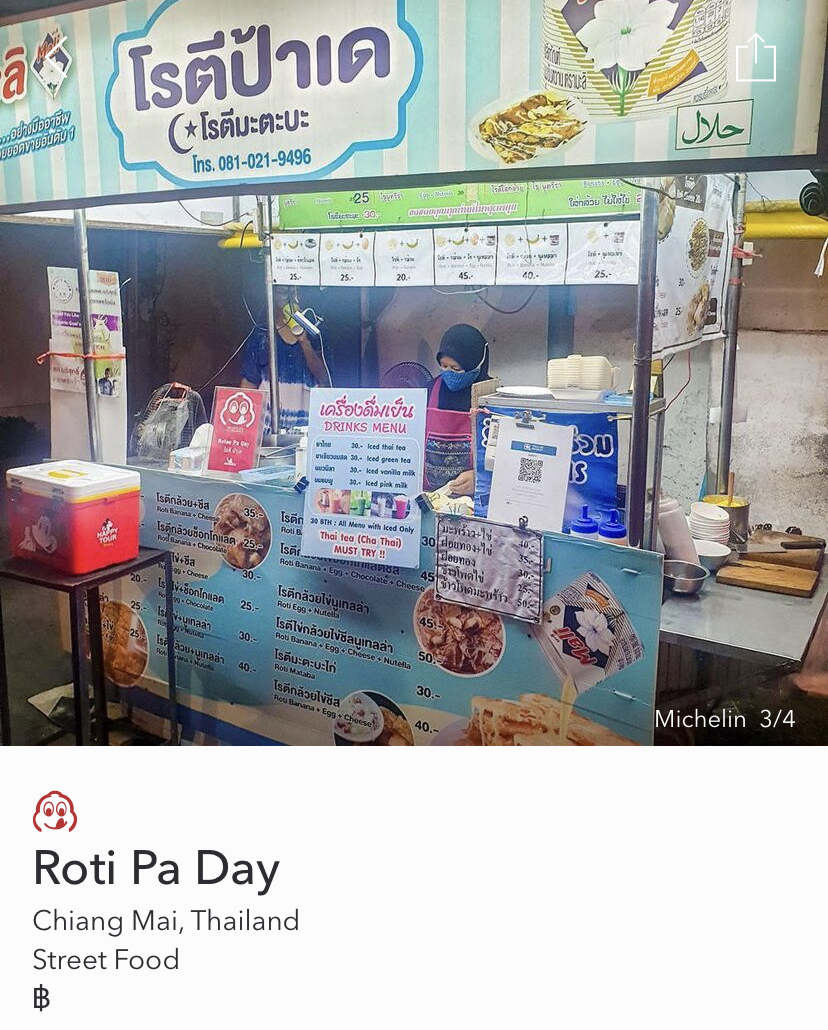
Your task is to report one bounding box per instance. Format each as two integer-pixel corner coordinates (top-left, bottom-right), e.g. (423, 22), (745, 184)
(6, 460), (140, 501)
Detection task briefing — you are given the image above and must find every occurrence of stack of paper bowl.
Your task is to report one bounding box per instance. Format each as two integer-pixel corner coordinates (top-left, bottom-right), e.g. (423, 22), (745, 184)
(579, 356), (616, 391)
(688, 501), (731, 544)
(547, 355), (582, 390)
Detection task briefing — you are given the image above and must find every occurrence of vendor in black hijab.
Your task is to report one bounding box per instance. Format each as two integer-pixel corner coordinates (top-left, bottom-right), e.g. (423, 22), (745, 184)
(423, 323), (489, 496)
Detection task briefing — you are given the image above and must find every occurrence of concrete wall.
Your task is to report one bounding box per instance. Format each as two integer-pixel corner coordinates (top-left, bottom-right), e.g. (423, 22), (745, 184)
(712, 238), (828, 534)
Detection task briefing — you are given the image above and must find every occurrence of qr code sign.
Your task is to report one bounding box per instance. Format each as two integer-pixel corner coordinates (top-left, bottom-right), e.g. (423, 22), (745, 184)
(518, 456), (543, 484)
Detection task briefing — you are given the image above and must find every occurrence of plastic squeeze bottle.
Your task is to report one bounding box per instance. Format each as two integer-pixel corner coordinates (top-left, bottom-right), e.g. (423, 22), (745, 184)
(598, 510), (628, 547)
(569, 505), (599, 539)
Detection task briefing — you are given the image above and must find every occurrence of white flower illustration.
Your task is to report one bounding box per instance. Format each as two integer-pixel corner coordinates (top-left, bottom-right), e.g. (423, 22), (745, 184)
(575, 609), (615, 656)
(577, 0), (678, 114)
(577, 0), (678, 71)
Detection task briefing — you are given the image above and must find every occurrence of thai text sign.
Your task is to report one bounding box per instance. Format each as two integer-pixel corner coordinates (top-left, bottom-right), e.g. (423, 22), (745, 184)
(0, 0), (825, 210)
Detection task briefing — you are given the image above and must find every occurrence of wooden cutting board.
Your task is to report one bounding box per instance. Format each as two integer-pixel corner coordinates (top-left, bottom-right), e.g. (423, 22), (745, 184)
(741, 548), (824, 571)
(717, 561), (820, 598)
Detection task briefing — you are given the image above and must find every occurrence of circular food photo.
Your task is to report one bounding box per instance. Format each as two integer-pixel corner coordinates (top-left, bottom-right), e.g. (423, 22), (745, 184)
(100, 600), (148, 688)
(213, 493), (272, 571)
(413, 588), (505, 676)
(688, 218), (710, 274)
(333, 691), (415, 746)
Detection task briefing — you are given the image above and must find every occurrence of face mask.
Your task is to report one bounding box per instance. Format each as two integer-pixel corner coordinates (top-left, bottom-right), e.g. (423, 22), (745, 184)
(440, 345), (487, 392)
(441, 367), (480, 392)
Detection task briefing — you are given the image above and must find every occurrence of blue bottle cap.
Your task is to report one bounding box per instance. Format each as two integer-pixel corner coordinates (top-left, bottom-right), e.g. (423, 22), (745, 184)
(599, 509), (627, 539)
(570, 504), (599, 535)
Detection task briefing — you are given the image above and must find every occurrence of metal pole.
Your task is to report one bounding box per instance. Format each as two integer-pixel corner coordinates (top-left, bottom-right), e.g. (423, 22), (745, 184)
(73, 209), (103, 462)
(259, 195), (281, 445)
(716, 173), (747, 494)
(628, 184), (659, 548)
(648, 409), (666, 550)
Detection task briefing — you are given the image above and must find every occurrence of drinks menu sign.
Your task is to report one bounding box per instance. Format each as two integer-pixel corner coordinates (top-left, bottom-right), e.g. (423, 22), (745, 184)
(301, 388), (426, 569)
(0, 0), (825, 211)
(206, 387), (265, 474)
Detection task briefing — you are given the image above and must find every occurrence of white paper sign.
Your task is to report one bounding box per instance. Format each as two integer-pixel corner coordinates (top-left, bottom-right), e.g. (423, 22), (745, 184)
(436, 515), (543, 623)
(373, 229), (435, 287)
(566, 221), (641, 285)
(488, 418), (575, 534)
(301, 388), (426, 568)
(319, 232), (376, 286)
(270, 234), (321, 287)
(46, 267), (127, 463)
(496, 224), (568, 285)
(434, 228), (497, 286)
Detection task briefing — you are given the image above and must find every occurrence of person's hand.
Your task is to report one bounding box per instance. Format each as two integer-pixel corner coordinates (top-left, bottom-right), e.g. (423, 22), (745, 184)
(446, 470), (475, 497)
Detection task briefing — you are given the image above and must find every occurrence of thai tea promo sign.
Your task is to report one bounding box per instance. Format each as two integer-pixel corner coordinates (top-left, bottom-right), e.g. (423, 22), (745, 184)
(301, 388), (426, 568)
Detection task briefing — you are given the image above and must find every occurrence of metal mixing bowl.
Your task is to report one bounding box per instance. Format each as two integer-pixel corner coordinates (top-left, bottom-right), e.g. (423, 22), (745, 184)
(663, 560), (709, 597)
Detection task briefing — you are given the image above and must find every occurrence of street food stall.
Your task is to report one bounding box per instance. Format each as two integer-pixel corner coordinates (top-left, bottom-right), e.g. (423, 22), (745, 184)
(1, 0), (828, 746)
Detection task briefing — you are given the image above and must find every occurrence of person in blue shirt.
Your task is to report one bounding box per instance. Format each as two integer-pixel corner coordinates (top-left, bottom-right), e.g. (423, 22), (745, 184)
(240, 286), (329, 431)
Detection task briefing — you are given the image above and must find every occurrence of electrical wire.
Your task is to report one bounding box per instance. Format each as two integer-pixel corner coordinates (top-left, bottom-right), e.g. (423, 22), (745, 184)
(480, 287), (539, 315)
(663, 348), (693, 413)
(237, 220), (262, 330)
(317, 327), (333, 387)
(431, 286), (488, 296)
(198, 325), (258, 391)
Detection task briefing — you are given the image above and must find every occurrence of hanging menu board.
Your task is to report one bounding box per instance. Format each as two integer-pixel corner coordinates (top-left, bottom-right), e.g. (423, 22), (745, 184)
(318, 232), (376, 287)
(270, 233), (321, 287)
(434, 228), (497, 286)
(566, 222), (641, 285)
(374, 229), (435, 287)
(653, 174), (735, 357)
(277, 222), (644, 289)
(495, 224), (568, 286)
(301, 388), (426, 569)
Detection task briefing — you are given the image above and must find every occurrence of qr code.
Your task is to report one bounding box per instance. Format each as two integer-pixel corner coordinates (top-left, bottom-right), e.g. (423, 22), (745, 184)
(518, 457), (543, 484)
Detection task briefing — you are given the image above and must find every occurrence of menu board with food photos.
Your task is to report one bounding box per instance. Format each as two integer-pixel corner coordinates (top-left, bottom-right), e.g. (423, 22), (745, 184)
(270, 233), (322, 287)
(101, 468), (662, 748)
(318, 231), (375, 287)
(653, 174), (735, 357)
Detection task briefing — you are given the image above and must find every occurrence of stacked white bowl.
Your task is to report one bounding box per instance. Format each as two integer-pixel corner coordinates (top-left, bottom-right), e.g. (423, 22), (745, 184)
(688, 501), (731, 545)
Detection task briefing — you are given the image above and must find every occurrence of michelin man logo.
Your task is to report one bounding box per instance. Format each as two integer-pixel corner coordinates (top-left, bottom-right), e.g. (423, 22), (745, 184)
(219, 391), (256, 429)
(33, 791), (77, 832)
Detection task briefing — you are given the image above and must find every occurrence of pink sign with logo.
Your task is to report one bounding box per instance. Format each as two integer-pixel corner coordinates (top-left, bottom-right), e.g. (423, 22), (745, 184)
(206, 387), (265, 473)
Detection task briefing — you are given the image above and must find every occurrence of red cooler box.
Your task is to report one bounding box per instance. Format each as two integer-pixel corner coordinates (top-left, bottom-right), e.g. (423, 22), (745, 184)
(6, 461), (141, 575)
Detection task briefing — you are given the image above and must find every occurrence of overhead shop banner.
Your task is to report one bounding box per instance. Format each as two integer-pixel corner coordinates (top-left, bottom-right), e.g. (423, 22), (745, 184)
(0, 1), (826, 210)
(106, 469), (662, 746)
(278, 180), (644, 230)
